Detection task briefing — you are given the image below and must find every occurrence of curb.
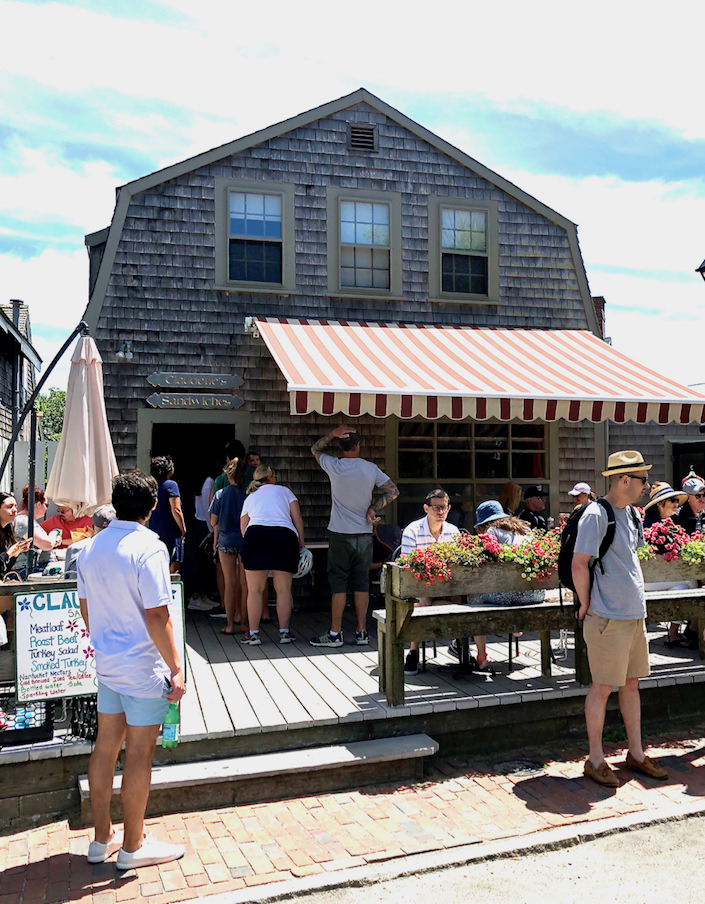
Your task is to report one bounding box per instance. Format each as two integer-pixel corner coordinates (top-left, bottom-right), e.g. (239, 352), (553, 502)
(182, 798), (705, 904)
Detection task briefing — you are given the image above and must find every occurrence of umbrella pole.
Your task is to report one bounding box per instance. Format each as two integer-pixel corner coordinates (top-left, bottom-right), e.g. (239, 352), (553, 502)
(26, 407), (37, 575)
(0, 321), (88, 488)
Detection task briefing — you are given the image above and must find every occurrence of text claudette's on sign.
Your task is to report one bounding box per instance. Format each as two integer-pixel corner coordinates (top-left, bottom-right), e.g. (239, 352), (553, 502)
(14, 586), (185, 702)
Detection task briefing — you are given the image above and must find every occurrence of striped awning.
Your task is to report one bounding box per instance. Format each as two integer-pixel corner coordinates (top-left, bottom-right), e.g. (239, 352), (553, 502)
(255, 318), (705, 424)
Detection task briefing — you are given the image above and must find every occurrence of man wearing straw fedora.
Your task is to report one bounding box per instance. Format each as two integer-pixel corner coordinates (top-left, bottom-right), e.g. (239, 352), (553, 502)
(572, 450), (668, 787)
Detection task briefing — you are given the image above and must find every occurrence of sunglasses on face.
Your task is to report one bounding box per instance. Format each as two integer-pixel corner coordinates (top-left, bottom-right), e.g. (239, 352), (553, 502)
(627, 475), (649, 485)
(695, 494), (705, 501)
(427, 504), (449, 512)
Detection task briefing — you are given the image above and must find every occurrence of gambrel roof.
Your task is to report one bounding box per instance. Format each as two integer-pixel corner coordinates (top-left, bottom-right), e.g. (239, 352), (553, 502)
(83, 87), (597, 333)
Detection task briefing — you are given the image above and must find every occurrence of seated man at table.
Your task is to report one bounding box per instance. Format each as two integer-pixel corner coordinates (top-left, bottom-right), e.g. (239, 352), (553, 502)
(401, 488), (459, 676)
(42, 503), (93, 549)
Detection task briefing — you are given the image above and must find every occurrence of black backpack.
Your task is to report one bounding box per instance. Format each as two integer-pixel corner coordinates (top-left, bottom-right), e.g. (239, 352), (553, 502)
(557, 499), (640, 607)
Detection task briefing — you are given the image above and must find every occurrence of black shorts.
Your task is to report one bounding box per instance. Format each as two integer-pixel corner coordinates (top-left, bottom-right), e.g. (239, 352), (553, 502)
(240, 525), (299, 573)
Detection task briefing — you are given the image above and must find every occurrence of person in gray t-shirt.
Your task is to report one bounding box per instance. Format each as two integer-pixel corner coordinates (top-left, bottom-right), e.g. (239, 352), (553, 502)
(572, 450), (668, 789)
(310, 425), (398, 648)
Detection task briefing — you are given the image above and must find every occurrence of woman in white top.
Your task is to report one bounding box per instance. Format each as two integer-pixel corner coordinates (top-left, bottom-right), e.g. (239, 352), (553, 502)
(239, 465), (305, 645)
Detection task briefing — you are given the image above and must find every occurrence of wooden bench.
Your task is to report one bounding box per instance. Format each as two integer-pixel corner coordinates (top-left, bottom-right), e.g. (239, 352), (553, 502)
(374, 600), (578, 706)
(375, 564), (705, 707)
(76, 733), (438, 824)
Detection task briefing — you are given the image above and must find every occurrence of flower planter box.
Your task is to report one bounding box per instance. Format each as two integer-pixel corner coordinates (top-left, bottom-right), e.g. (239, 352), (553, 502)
(640, 557), (705, 584)
(389, 561), (559, 599)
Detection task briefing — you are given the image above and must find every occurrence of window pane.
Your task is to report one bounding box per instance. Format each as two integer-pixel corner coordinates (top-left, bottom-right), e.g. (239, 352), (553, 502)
(373, 224), (389, 246)
(341, 267), (356, 286)
(356, 202), (373, 223)
(438, 451), (472, 479)
(229, 239), (282, 283)
(399, 451), (433, 479)
(372, 202), (389, 225)
(264, 195), (281, 216)
(357, 268), (373, 287)
(475, 424), (509, 444)
(229, 193), (245, 215)
(246, 193), (264, 215)
(512, 454), (546, 479)
(475, 451), (509, 479)
(340, 247), (355, 267)
(341, 221), (356, 244)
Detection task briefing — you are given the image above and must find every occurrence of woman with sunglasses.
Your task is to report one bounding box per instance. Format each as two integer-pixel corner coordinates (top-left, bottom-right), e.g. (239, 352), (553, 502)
(643, 482), (687, 529)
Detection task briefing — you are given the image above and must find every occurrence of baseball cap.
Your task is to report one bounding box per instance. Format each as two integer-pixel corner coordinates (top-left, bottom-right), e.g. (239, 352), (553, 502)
(682, 477), (705, 496)
(523, 485), (549, 499)
(568, 482), (591, 496)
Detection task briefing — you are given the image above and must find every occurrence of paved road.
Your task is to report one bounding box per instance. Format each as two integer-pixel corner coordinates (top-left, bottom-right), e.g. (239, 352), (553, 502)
(295, 815), (704, 904)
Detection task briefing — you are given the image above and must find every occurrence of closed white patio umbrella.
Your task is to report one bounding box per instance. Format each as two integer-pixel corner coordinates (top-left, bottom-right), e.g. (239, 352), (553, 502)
(45, 337), (119, 515)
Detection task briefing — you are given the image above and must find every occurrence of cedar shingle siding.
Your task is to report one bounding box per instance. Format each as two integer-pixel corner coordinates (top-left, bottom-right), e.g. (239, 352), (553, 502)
(87, 91), (691, 533)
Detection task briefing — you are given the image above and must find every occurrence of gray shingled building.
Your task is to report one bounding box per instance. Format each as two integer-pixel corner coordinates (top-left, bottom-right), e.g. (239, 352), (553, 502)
(82, 89), (704, 538)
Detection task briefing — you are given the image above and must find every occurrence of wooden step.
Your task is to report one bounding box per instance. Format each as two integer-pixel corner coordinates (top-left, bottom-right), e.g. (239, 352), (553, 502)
(77, 733), (438, 825)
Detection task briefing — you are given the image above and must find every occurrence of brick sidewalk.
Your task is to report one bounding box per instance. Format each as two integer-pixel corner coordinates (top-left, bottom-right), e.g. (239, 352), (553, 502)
(3, 729), (705, 904)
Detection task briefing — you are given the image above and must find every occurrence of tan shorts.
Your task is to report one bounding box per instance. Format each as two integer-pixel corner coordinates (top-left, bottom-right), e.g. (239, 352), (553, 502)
(583, 613), (650, 687)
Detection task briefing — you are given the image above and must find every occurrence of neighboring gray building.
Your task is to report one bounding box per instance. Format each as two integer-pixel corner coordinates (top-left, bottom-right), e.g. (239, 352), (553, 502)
(82, 89), (704, 535)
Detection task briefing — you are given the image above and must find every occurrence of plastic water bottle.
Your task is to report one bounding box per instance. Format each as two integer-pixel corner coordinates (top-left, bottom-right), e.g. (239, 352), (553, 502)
(161, 703), (180, 748)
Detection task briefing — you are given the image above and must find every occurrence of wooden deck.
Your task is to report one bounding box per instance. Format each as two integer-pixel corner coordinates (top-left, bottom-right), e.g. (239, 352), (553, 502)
(180, 604), (705, 744)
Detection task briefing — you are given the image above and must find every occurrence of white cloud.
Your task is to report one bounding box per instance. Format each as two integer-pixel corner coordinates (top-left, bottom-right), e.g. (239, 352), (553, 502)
(0, 139), (118, 230)
(3, 0), (704, 142)
(0, 248), (88, 390)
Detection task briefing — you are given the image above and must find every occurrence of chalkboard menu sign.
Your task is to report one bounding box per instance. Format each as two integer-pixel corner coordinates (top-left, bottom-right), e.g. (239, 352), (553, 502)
(14, 582), (185, 702)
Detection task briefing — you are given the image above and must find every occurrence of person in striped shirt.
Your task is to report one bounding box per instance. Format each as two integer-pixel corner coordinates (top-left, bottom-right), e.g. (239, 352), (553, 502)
(401, 488), (459, 675)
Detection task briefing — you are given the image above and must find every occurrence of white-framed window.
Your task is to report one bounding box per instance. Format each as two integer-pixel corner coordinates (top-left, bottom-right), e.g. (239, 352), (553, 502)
(215, 178), (295, 292)
(428, 197), (498, 303)
(340, 199), (390, 289)
(228, 191), (283, 283)
(326, 187), (402, 297)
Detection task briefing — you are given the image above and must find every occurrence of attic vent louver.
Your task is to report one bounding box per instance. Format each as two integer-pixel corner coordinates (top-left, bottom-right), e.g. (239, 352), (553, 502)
(348, 123), (377, 153)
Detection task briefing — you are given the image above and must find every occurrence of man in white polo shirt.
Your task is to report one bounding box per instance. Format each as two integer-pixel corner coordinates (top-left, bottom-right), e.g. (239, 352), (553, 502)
(400, 488), (459, 675)
(78, 471), (186, 871)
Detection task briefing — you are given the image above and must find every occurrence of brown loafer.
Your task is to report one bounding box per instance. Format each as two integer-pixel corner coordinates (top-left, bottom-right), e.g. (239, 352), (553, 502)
(625, 752), (668, 780)
(584, 758), (620, 787)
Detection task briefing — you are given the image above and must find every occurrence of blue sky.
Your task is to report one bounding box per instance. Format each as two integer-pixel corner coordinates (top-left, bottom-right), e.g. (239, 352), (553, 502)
(1, 0), (704, 389)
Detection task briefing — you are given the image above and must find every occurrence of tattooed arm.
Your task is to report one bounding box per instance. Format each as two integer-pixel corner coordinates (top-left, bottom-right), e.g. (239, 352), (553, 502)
(311, 425), (356, 463)
(366, 478), (400, 524)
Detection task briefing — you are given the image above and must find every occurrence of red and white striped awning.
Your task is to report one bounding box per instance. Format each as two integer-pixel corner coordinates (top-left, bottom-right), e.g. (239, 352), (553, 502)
(255, 318), (705, 424)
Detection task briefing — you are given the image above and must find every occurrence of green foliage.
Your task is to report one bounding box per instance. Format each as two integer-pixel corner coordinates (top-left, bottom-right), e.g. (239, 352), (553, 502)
(37, 388), (66, 441)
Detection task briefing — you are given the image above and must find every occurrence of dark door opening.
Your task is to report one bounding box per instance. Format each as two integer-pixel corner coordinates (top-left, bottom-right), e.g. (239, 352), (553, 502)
(151, 422), (238, 526)
(672, 442), (705, 487)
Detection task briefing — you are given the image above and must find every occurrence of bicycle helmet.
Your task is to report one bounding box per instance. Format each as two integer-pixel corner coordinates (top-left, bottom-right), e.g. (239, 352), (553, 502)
(294, 546), (313, 579)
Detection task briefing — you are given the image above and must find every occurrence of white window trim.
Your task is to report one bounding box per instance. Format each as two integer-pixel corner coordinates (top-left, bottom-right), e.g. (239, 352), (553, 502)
(326, 186), (402, 297)
(428, 196), (499, 304)
(215, 177), (296, 293)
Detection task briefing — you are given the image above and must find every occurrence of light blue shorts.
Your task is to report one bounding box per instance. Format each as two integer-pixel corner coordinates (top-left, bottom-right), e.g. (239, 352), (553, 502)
(97, 681), (169, 727)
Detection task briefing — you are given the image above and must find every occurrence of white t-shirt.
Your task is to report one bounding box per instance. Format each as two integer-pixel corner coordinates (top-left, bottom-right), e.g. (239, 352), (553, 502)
(194, 476), (214, 523)
(241, 484), (298, 535)
(318, 453), (390, 534)
(76, 520), (173, 697)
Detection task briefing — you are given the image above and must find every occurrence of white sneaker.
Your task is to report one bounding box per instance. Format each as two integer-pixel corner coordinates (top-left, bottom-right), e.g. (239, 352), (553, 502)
(116, 834), (185, 870)
(87, 829), (124, 863)
(188, 598), (215, 611)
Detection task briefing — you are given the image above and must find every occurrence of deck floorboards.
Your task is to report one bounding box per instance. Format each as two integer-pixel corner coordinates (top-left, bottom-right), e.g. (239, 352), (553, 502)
(180, 606), (705, 743)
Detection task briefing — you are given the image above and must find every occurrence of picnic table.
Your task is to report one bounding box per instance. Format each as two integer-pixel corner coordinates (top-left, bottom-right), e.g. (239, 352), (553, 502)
(374, 562), (705, 707)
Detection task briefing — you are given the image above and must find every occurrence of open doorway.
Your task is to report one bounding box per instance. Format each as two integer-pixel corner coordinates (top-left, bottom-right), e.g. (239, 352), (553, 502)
(151, 422), (238, 526)
(672, 442), (705, 487)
